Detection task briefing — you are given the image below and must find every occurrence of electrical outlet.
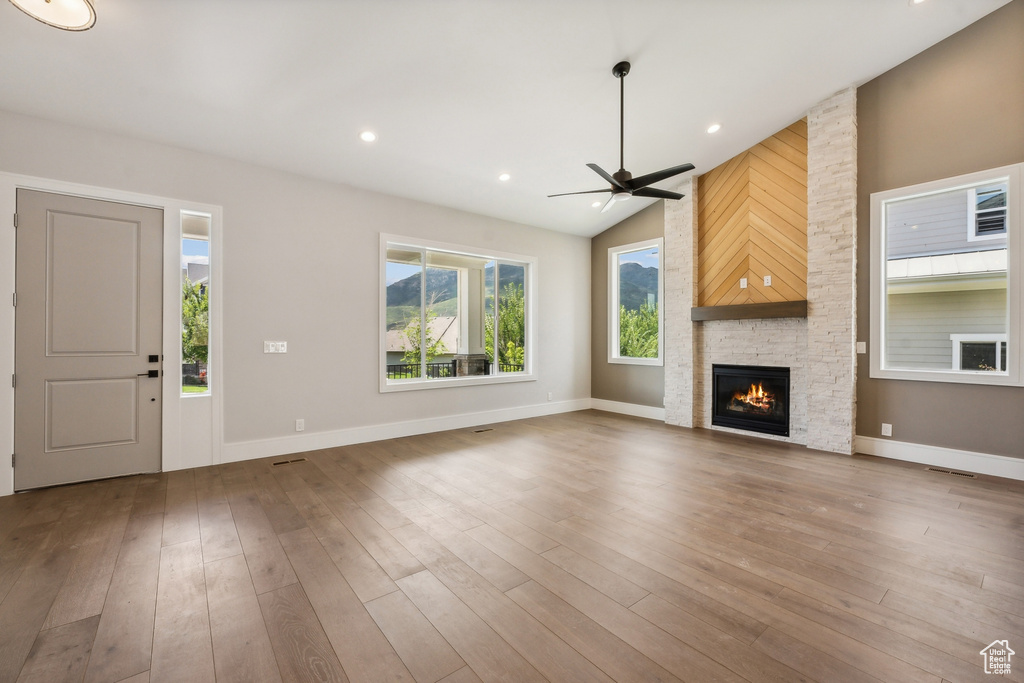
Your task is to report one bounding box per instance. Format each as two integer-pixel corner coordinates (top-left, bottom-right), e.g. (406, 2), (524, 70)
(547, 392), (553, 401)
(739, 278), (748, 289)
(295, 418), (304, 432)
(763, 275), (772, 287)
(881, 423), (892, 437)
(857, 341), (866, 354)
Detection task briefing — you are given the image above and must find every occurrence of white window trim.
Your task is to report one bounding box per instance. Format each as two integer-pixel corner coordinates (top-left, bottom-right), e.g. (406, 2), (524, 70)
(379, 233), (537, 393)
(870, 163), (1022, 386)
(950, 333), (1008, 372)
(966, 184), (1008, 243)
(608, 237), (664, 366)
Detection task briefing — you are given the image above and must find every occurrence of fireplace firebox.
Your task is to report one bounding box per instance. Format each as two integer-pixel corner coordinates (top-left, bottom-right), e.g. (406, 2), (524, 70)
(712, 364), (790, 436)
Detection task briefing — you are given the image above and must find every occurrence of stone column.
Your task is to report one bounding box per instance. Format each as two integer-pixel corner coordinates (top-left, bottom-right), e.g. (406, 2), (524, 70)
(805, 87), (858, 454)
(664, 176), (698, 427)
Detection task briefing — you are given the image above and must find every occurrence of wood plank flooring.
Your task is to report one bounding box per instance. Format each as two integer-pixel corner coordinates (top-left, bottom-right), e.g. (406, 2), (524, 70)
(1, 410), (1023, 682)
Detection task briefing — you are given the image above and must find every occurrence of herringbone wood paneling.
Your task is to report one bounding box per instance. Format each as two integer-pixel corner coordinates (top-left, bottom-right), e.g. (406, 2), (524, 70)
(697, 119), (808, 306)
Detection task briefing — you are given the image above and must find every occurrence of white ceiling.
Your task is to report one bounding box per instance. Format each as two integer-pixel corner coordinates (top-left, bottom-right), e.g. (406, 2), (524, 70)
(0, 0), (1010, 237)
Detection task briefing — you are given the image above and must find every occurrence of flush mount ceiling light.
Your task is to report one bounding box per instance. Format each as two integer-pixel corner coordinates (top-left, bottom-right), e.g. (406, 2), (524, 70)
(8, 0), (95, 31)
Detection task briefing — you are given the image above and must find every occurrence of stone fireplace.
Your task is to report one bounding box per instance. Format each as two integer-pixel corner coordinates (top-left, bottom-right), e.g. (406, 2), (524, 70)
(664, 88), (857, 454)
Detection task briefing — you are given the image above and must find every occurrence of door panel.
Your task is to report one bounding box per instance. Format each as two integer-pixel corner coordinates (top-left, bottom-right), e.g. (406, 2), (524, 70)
(47, 212), (140, 355)
(46, 379), (138, 450)
(15, 190), (163, 491)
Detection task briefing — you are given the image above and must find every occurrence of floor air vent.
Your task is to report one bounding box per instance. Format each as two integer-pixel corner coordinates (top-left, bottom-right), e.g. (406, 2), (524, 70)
(925, 467), (976, 479)
(272, 457), (308, 467)
(473, 428), (494, 433)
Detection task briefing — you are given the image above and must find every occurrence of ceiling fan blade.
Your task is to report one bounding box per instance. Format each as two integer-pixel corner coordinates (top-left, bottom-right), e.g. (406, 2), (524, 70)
(628, 163), (695, 190)
(547, 188), (613, 198)
(632, 187), (685, 200)
(600, 195), (618, 213)
(587, 163), (627, 190)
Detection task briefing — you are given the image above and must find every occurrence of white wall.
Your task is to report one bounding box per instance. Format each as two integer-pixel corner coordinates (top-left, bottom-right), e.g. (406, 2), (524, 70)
(0, 109), (591, 495)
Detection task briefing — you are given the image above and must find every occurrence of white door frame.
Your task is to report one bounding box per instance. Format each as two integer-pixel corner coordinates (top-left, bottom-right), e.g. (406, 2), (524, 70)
(0, 172), (224, 496)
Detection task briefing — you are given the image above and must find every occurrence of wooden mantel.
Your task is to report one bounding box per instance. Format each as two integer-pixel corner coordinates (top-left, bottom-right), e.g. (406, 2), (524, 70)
(690, 300), (807, 322)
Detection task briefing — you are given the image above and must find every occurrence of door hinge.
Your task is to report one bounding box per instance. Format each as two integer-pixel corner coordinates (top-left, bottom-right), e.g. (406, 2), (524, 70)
(11, 374), (14, 388)
(10, 454), (13, 468)
(12, 213), (17, 229)
(11, 292), (15, 307)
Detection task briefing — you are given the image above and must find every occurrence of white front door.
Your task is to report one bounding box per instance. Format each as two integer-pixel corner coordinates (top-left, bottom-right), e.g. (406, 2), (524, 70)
(14, 190), (163, 490)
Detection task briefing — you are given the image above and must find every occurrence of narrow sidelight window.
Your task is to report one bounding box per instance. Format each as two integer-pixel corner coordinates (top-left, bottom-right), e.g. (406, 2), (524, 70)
(181, 212), (211, 395)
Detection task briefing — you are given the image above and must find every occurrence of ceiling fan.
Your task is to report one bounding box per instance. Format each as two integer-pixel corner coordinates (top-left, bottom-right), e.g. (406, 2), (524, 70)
(549, 61), (694, 213)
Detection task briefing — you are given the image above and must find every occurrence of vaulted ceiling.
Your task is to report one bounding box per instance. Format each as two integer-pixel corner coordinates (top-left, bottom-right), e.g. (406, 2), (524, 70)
(0, 0), (1010, 236)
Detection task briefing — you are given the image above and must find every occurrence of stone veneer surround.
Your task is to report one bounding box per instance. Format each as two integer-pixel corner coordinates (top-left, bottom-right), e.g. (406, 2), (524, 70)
(665, 88), (857, 454)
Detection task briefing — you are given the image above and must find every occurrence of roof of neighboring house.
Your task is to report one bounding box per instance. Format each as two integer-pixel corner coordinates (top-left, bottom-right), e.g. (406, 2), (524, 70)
(385, 316), (459, 354)
(887, 248), (1007, 279)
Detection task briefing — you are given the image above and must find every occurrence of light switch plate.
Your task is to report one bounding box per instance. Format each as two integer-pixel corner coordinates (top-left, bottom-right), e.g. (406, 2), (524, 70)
(857, 341), (866, 354)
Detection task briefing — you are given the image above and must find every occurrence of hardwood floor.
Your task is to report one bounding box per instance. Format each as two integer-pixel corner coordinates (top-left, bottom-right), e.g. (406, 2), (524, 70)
(1, 410), (1022, 682)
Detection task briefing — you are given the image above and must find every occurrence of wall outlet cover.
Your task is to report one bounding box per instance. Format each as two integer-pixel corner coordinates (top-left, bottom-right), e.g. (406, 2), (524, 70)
(739, 278), (748, 289)
(857, 341), (867, 354)
(763, 275), (772, 287)
(295, 418), (304, 432)
(881, 423), (893, 437)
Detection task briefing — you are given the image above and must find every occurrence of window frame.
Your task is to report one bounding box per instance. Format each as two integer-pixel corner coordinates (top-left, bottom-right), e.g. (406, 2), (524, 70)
(869, 163), (1022, 386)
(607, 237), (664, 366)
(950, 333), (1008, 372)
(966, 183), (1008, 242)
(379, 234), (536, 393)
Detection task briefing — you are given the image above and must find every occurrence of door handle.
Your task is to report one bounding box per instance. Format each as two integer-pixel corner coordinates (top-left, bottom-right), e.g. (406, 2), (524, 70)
(138, 370), (160, 378)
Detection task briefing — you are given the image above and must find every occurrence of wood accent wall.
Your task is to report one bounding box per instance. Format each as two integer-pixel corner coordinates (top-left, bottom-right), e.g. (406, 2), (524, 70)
(697, 119), (808, 306)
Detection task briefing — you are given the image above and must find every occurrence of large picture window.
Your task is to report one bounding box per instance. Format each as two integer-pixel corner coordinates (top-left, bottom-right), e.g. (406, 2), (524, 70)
(608, 238), (663, 365)
(870, 163), (1022, 386)
(381, 236), (533, 390)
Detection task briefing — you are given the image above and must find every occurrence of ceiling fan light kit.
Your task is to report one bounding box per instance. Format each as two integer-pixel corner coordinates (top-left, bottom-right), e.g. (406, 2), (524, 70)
(8, 0), (96, 31)
(549, 60), (694, 212)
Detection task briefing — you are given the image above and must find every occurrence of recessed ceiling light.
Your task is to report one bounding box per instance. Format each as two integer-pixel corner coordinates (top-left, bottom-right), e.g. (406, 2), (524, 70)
(706, 123), (722, 134)
(498, 173), (511, 182)
(592, 201), (602, 208)
(8, 0), (95, 30)
(910, 0), (926, 5)
(359, 131), (377, 143)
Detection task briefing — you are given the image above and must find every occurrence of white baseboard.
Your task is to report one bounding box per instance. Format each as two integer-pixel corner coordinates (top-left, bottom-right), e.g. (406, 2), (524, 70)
(856, 435), (1024, 481)
(589, 398), (666, 422)
(220, 398), (591, 463)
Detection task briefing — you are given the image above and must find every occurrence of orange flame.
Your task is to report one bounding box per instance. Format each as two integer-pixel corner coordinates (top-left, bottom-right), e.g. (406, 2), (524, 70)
(733, 382), (773, 411)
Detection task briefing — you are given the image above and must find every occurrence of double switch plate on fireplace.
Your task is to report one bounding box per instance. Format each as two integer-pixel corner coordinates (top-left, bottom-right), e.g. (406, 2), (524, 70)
(740, 276), (772, 289)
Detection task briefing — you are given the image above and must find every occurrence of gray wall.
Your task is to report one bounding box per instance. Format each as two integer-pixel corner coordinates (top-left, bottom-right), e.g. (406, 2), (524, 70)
(856, 0), (1024, 457)
(591, 202), (665, 408)
(0, 109), (592, 446)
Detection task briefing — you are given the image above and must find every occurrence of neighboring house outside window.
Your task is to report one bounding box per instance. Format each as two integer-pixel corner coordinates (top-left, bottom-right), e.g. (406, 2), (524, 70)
(870, 163), (1022, 386)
